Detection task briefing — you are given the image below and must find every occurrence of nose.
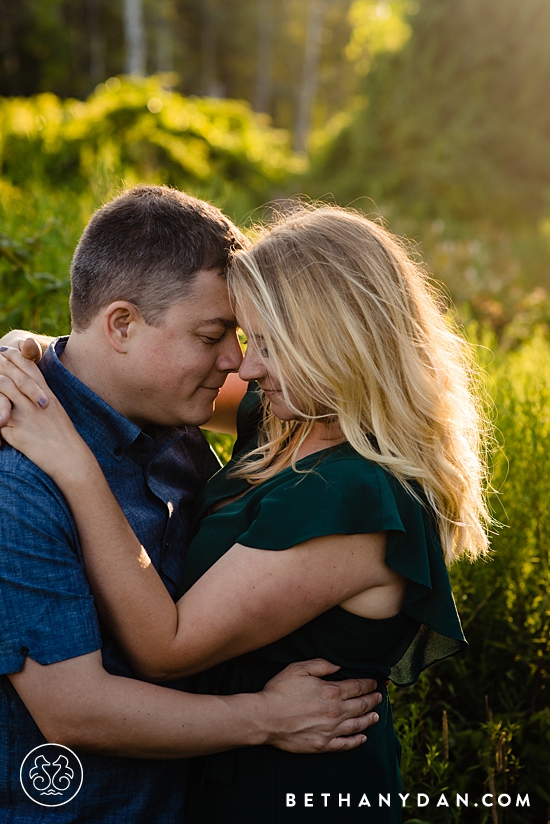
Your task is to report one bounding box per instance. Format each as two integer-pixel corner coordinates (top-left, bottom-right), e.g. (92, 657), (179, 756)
(238, 346), (267, 382)
(216, 329), (243, 373)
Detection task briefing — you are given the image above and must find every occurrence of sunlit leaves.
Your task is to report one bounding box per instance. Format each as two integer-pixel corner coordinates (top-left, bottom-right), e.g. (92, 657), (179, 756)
(0, 76), (303, 222)
(346, 0), (417, 75)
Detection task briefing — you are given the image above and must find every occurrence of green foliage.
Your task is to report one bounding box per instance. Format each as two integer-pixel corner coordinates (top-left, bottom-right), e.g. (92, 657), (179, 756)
(346, 0), (416, 75)
(308, 0), (550, 228)
(0, 181), (83, 334)
(0, 77), (302, 333)
(0, 76), (301, 224)
(0, 225), (70, 334)
(0, 0), (365, 139)
(300, 0), (550, 333)
(392, 334), (550, 823)
(203, 430), (236, 465)
(388, 217), (550, 347)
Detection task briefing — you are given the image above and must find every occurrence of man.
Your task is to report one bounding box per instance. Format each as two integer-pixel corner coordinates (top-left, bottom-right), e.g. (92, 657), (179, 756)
(0, 186), (380, 822)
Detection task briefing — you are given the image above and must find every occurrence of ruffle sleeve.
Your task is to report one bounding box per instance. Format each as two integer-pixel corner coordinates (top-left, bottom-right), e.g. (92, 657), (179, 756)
(234, 452), (467, 686)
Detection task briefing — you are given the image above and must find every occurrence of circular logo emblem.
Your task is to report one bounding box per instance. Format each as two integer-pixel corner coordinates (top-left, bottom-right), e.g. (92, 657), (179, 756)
(20, 744), (83, 807)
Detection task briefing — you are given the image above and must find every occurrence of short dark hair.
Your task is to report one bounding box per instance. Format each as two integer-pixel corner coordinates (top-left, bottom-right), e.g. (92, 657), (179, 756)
(69, 185), (248, 330)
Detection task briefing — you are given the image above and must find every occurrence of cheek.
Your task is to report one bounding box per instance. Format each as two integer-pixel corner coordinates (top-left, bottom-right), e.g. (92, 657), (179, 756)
(151, 342), (209, 380)
(129, 352), (192, 398)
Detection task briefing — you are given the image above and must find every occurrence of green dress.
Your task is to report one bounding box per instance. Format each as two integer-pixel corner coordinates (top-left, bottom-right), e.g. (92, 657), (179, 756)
(181, 386), (467, 823)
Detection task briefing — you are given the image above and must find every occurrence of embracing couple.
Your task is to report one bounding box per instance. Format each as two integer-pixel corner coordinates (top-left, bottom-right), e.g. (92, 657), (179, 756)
(0, 186), (488, 823)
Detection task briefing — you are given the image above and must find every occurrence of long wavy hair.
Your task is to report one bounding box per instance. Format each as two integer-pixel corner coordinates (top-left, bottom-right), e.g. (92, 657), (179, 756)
(227, 205), (490, 563)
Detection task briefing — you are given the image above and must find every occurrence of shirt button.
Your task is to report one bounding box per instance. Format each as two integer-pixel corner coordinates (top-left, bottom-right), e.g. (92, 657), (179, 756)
(20, 646), (29, 656)
(113, 447), (122, 456)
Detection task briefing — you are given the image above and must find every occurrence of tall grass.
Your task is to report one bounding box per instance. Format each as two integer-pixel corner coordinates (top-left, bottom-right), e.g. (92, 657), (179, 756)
(393, 335), (550, 824)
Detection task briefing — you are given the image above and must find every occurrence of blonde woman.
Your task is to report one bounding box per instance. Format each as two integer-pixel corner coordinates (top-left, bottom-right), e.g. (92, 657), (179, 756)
(0, 206), (488, 823)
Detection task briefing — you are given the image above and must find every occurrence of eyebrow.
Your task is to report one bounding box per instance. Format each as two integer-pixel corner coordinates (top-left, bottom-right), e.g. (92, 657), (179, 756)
(197, 317), (238, 329)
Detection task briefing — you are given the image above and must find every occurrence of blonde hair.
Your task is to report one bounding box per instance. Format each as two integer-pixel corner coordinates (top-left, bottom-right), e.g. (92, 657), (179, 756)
(227, 205), (490, 563)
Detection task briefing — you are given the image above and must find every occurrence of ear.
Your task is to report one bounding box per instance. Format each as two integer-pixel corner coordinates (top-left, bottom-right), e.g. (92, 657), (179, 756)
(102, 302), (145, 354)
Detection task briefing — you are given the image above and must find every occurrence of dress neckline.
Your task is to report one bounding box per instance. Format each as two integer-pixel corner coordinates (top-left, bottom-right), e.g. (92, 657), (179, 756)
(205, 441), (354, 516)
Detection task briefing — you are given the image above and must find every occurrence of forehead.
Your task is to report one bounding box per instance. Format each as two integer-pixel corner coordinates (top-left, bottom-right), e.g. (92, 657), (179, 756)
(170, 268), (236, 326)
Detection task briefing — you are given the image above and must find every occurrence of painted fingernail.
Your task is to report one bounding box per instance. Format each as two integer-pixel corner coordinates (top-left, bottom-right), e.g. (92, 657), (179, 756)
(0, 346), (8, 352)
(37, 397), (48, 408)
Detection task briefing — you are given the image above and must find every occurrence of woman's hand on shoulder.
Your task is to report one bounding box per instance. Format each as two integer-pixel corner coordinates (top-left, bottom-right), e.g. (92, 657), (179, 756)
(0, 329), (51, 361)
(0, 332), (47, 429)
(0, 346), (93, 484)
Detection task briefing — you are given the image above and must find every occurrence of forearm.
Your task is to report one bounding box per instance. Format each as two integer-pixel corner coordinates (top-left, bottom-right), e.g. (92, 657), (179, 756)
(11, 653), (383, 759)
(63, 678), (267, 758)
(10, 656), (266, 759)
(56, 460), (183, 678)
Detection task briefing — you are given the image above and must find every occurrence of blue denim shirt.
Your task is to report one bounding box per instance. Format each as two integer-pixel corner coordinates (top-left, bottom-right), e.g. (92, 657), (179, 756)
(0, 338), (220, 823)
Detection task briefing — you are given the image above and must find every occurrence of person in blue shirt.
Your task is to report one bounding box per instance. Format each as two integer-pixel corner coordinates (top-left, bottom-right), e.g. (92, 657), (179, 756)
(0, 187), (381, 823)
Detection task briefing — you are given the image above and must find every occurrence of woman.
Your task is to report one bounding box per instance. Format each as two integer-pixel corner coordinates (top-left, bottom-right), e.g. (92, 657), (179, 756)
(0, 206), (489, 822)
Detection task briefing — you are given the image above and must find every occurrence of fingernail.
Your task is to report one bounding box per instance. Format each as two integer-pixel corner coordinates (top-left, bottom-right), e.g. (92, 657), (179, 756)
(372, 713), (379, 723)
(0, 346), (8, 352)
(360, 735), (367, 744)
(37, 397), (48, 408)
(376, 692), (383, 702)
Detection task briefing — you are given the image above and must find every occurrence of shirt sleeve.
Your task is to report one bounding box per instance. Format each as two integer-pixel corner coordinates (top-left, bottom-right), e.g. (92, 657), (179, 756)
(234, 453), (467, 686)
(0, 456), (102, 675)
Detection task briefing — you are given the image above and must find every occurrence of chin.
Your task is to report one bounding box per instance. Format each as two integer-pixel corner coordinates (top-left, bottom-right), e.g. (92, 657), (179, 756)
(267, 400), (294, 421)
(145, 403), (212, 429)
(179, 404), (216, 428)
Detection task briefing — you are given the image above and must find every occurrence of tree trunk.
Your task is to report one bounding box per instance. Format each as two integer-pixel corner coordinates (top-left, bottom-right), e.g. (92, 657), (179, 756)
(201, 0), (221, 96)
(253, 0), (274, 113)
(294, 0), (325, 153)
(123, 0), (146, 76)
(86, 0), (105, 85)
(154, 0), (174, 73)
(0, 0), (21, 93)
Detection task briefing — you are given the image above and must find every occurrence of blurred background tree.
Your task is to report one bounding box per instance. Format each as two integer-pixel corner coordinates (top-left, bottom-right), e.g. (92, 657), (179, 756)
(0, 0), (392, 141)
(311, 0), (550, 228)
